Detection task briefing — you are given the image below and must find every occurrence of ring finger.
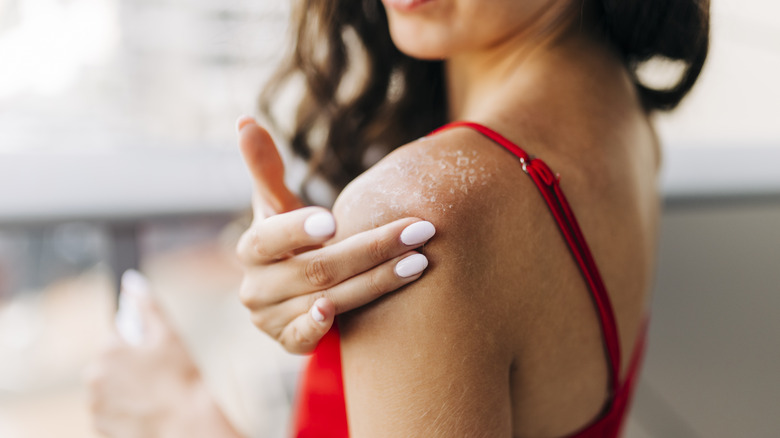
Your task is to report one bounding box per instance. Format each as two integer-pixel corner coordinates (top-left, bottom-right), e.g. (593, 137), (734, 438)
(253, 250), (429, 342)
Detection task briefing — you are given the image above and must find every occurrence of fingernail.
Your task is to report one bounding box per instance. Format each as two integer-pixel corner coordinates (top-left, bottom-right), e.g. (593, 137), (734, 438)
(116, 304), (145, 346)
(304, 212), (336, 237)
(400, 221), (436, 246)
(236, 114), (254, 133)
(395, 253), (428, 278)
(117, 270), (147, 345)
(121, 269), (149, 297)
(310, 303), (326, 322)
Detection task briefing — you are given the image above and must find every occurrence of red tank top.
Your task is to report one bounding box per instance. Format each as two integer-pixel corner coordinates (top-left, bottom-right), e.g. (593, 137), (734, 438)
(292, 121), (649, 438)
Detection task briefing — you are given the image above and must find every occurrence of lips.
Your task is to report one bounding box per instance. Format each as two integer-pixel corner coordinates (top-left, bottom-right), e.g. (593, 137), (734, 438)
(382, 0), (434, 13)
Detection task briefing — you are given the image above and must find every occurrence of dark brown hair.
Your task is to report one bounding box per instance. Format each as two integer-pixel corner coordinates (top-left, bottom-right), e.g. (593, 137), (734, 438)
(260, 0), (709, 195)
(592, 0), (710, 111)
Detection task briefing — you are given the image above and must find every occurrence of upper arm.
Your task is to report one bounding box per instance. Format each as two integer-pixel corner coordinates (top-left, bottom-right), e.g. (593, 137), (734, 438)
(336, 244), (514, 437)
(331, 135), (523, 437)
(327, 122), (650, 436)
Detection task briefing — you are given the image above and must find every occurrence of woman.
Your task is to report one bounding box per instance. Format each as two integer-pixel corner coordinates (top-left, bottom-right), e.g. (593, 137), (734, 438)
(243, 0), (708, 436)
(89, 0), (709, 436)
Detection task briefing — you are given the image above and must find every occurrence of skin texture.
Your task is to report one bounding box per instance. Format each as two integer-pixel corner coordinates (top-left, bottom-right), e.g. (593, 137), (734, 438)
(334, 1), (661, 436)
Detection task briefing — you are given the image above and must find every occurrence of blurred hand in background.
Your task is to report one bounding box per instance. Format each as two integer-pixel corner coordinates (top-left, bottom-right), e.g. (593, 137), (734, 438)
(85, 271), (241, 438)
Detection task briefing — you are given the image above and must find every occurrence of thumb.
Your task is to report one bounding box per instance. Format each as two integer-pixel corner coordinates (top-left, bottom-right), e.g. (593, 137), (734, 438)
(116, 270), (171, 345)
(236, 116), (303, 215)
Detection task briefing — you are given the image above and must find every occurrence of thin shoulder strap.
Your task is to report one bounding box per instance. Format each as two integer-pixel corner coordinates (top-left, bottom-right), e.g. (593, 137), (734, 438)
(430, 121), (622, 395)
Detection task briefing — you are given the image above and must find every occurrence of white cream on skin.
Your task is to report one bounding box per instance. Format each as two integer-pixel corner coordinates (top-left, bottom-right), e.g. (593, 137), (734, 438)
(336, 138), (495, 227)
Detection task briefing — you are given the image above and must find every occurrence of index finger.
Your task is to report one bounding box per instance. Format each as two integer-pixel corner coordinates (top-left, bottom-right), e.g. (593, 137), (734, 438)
(237, 116), (303, 215)
(237, 207), (336, 264)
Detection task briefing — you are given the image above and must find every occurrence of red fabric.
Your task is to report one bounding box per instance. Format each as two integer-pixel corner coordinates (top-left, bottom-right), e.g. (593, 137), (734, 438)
(291, 323), (349, 438)
(291, 121), (649, 438)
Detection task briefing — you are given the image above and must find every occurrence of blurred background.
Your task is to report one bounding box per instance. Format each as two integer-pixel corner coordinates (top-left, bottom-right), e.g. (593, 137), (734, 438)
(0, 0), (778, 437)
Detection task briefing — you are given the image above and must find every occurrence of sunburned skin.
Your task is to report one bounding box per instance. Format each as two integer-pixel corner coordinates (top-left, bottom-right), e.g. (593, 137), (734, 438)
(335, 136), (496, 227)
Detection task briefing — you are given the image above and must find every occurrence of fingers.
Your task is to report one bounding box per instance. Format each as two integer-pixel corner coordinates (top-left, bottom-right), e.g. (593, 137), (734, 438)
(240, 217), (435, 307)
(236, 207), (337, 264)
(276, 298), (336, 354)
(237, 116), (303, 215)
(290, 218), (434, 295)
(317, 250), (428, 312)
(252, 250), (428, 354)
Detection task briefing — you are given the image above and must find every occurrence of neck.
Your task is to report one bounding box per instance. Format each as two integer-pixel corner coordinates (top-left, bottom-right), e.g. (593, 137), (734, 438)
(445, 7), (603, 123)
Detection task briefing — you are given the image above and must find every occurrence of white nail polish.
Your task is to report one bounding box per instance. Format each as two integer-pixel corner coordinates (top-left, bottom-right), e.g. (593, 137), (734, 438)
(304, 212), (336, 237)
(395, 253), (429, 278)
(117, 270), (148, 345)
(310, 305), (326, 322)
(121, 269), (149, 296)
(400, 221), (436, 246)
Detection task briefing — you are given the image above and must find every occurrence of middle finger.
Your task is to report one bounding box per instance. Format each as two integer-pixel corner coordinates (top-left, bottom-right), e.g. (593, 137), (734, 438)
(287, 218), (435, 294)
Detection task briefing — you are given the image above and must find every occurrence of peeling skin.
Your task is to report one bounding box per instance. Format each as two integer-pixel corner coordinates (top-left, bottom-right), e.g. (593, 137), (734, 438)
(333, 136), (497, 227)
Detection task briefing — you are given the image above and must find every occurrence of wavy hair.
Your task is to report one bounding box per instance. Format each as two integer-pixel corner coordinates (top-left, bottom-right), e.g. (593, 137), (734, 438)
(260, 0), (709, 196)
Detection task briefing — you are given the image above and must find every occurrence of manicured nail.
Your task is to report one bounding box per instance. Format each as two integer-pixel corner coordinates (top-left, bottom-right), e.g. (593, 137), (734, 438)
(310, 302), (326, 322)
(121, 269), (149, 296)
(117, 270), (147, 345)
(304, 212), (336, 237)
(395, 253), (428, 278)
(400, 221), (436, 246)
(236, 115), (254, 133)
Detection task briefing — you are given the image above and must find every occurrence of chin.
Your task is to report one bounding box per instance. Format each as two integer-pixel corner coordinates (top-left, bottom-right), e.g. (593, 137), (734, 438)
(386, 18), (453, 60)
(393, 39), (449, 60)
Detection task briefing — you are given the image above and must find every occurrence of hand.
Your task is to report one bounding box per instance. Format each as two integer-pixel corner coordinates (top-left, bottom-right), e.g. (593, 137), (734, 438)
(235, 117), (436, 354)
(86, 271), (241, 438)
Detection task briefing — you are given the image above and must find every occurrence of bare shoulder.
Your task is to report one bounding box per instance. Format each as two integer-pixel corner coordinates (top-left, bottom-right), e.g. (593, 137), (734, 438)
(332, 127), (548, 322)
(328, 83), (660, 434)
(333, 126), (530, 236)
(330, 128), (551, 436)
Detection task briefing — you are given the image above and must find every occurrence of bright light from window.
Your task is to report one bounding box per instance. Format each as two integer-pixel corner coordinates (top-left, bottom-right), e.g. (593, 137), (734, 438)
(0, 0), (777, 153)
(655, 0), (780, 148)
(0, 0), (119, 97)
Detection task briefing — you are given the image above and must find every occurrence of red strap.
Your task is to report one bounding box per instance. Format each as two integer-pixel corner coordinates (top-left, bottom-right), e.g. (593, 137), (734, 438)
(430, 121), (622, 395)
(292, 323), (349, 438)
